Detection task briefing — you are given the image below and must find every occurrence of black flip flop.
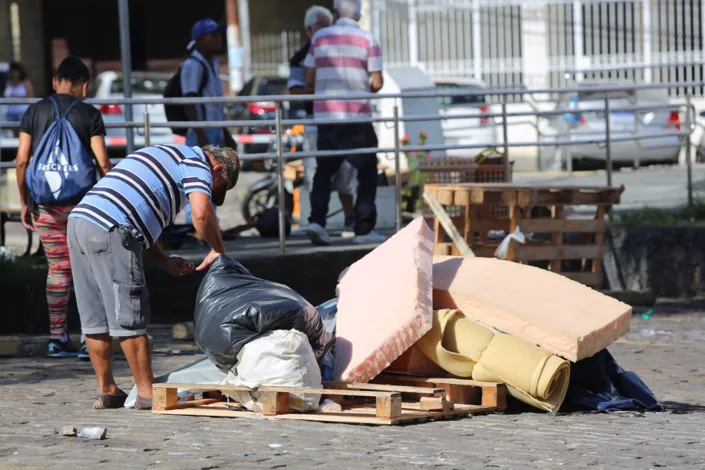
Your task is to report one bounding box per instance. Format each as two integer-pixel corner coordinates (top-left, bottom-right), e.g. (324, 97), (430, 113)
(94, 389), (128, 409)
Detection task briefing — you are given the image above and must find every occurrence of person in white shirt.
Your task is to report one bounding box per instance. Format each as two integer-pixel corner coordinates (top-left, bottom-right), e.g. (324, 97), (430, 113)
(4, 62), (35, 136)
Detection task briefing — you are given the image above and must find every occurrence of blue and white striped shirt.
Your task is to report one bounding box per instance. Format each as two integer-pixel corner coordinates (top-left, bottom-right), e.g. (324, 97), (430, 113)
(69, 145), (213, 248)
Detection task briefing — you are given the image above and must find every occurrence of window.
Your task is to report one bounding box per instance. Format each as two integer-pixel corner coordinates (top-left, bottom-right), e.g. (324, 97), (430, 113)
(578, 90), (633, 102)
(256, 78), (287, 96)
(435, 83), (486, 107)
(110, 76), (169, 95)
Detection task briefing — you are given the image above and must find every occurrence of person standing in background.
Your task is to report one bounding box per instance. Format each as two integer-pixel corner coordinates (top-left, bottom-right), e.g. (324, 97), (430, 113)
(4, 62), (35, 136)
(180, 19), (237, 224)
(288, 6), (358, 239)
(15, 56), (111, 359)
(299, 0), (387, 246)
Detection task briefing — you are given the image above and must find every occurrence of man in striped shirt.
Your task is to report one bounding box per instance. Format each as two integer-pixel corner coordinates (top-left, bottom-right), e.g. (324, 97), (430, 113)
(288, 6), (358, 238)
(67, 144), (239, 410)
(298, 0), (387, 246)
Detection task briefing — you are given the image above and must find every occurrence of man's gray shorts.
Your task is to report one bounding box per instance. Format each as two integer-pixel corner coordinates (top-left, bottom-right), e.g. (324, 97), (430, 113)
(302, 127), (357, 194)
(67, 217), (149, 337)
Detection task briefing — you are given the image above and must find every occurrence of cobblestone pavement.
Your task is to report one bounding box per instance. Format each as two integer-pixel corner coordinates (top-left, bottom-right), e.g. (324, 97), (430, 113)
(1, 304), (704, 469)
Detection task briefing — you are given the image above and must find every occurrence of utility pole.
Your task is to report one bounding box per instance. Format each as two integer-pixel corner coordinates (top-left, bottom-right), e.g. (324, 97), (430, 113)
(238, 0), (251, 82)
(225, 0), (243, 94)
(118, 0), (134, 154)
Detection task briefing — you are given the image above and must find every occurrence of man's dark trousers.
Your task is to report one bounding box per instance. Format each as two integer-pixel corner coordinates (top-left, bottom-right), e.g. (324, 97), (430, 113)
(309, 123), (378, 235)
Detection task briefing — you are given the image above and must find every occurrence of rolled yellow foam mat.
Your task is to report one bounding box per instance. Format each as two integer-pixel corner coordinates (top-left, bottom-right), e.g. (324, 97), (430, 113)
(471, 334), (571, 413)
(415, 309), (478, 377)
(416, 309), (571, 413)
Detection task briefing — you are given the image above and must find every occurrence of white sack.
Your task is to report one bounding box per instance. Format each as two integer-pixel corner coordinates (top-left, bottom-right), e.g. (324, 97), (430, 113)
(222, 330), (322, 412)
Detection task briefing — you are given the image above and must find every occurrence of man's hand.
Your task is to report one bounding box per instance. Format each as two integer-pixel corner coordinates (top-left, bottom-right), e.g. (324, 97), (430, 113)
(196, 249), (221, 272)
(20, 205), (34, 231)
(163, 256), (195, 278)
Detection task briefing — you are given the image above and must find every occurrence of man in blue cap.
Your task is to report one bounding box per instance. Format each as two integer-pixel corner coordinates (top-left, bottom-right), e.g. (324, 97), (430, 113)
(180, 19), (236, 223)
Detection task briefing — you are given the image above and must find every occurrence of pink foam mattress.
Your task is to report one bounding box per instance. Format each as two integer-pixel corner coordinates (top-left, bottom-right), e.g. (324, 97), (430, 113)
(333, 218), (434, 383)
(433, 256), (631, 362)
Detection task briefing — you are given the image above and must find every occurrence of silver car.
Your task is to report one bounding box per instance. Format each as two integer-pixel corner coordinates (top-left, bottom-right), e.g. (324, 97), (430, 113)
(434, 78), (499, 157)
(539, 81), (682, 170)
(89, 71), (173, 139)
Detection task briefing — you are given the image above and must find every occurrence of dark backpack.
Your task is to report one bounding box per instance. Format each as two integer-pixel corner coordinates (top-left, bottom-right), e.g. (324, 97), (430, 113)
(26, 97), (96, 206)
(163, 57), (210, 136)
(255, 206), (291, 238)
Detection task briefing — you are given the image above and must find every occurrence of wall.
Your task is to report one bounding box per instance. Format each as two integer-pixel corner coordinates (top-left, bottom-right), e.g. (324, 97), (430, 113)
(17, 0), (44, 94)
(0, 0), (11, 62)
(606, 225), (705, 298)
(0, 245), (373, 335)
(247, 0), (334, 76)
(0, 0), (45, 94)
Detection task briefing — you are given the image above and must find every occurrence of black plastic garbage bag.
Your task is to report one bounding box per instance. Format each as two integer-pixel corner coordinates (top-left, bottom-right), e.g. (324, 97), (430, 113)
(194, 255), (326, 372)
(316, 299), (337, 381)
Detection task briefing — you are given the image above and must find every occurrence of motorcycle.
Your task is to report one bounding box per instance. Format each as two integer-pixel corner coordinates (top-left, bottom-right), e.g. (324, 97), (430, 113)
(240, 125), (306, 225)
(240, 125), (391, 233)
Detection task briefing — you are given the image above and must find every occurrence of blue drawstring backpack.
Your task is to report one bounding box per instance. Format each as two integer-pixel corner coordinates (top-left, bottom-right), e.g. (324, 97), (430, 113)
(26, 96), (96, 206)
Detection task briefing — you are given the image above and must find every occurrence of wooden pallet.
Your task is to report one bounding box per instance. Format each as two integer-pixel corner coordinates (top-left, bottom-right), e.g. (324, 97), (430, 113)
(424, 183), (625, 288)
(152, 377), (504, 425)
(373, 374), (507, 411)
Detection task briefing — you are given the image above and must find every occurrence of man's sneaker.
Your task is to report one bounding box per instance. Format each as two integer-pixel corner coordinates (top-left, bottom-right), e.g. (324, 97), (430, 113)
(341, 217), (356, 239)
(78, 343), (90, 361)
(47, 338), (80, 358)
(298, 223), (332, 246)
(352, 231), (388, 245)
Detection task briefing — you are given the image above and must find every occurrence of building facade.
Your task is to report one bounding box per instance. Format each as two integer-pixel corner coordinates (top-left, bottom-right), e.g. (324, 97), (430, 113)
(2, 0), (703, 97)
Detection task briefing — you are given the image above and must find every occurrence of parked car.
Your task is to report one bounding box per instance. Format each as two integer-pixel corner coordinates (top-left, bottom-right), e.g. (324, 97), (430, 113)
(0, 62), (12, 139)
(0, 62), (8, 97)
(538, 81), (682, 170)
(433, 77), (499, 157)
(227, 75), (303, 170)
(89, 71), (173, 139)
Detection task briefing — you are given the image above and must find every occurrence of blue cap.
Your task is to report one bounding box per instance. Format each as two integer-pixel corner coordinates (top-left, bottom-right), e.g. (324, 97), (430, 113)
(188, 19), (225, 48)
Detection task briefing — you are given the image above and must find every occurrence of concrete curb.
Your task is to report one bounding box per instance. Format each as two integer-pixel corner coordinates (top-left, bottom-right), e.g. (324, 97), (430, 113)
(0, 336), (46, 357)
(0, 335), (153, 358)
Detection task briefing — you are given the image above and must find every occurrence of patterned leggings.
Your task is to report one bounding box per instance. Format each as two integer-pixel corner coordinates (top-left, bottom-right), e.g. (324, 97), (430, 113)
(34, 206), (73, 339)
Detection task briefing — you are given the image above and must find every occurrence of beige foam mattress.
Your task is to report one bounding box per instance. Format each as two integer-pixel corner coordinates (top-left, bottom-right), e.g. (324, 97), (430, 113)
(433, 256), (631, 361)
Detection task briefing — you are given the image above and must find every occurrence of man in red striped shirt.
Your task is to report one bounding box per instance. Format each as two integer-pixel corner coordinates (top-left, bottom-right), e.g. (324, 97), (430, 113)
(299, 0), (386, 246)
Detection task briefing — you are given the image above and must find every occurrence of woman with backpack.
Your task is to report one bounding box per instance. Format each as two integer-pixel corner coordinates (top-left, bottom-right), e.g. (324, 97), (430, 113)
(14, 56), (111, 358)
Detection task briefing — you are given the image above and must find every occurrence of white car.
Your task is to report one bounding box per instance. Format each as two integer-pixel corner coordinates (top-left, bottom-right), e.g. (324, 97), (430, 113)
(538, 80), (683, 170)
(89, 71), (173, 139)
(0, 62), (13, 139)
(433, 77), (500, 157)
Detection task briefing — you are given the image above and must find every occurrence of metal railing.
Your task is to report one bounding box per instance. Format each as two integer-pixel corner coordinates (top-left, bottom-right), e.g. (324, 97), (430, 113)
(1, 81), (702, 254)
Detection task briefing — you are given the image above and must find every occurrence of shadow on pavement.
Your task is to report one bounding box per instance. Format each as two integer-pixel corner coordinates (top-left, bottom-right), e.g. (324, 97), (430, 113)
(661, 401), (705, 414)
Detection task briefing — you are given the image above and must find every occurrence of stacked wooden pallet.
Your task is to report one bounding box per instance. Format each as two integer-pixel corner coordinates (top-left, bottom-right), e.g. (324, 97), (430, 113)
(424, 183), (624, 288)
(152, 375), (506, 426)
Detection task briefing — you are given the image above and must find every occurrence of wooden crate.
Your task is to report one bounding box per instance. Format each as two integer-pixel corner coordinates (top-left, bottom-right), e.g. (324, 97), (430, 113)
(152, 376), (505, 426)
(424, 183), (624, 288)
(416, 158), (510, 222)
(416, 158), (510, 185)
